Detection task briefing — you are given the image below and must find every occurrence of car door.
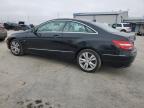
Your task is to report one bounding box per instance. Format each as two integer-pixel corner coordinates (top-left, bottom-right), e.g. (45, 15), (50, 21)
(61, 21), (98, 53)
(26, 20), (66, 54)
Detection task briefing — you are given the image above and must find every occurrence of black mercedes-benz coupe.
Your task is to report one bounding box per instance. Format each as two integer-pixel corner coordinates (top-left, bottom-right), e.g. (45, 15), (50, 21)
(6, 18), (137, 72)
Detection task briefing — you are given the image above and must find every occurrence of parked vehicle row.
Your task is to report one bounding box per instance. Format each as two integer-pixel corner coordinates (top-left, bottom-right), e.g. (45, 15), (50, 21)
(3, 22), (33, 31)
(6, 19), (137, 72)
(0, 22), (35, 41)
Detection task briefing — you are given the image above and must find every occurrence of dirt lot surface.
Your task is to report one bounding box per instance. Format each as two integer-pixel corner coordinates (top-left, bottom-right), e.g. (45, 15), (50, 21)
(0, 31), (144, 108)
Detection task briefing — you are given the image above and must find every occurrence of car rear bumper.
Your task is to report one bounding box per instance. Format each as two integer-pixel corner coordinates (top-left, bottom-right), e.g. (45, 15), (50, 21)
(101, 49), (137, 65)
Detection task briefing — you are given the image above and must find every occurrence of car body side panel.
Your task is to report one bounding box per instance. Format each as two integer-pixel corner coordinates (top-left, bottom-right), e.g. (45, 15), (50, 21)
(6, 19), (137, 65)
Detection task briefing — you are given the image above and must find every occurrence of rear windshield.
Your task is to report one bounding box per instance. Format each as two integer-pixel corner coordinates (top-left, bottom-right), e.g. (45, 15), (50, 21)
(123, 24), (130, 27)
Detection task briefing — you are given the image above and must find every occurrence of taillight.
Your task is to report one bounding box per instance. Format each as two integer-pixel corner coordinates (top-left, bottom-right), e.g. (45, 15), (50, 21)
(112, 40), (134, 50)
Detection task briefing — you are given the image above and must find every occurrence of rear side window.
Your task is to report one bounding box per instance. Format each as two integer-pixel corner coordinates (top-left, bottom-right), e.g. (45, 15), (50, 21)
(86, 27), (95, 33)
(63, 21), (95, 33)
(123, 24), (130, 27)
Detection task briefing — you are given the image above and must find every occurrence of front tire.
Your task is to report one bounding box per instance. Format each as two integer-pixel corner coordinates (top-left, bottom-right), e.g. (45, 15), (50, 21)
(77, 49), (101, 73)
(10, 39), (24, 56)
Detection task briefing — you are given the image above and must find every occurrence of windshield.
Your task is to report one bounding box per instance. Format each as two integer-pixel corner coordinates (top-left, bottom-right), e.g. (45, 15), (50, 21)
(92, 22), (119, 33)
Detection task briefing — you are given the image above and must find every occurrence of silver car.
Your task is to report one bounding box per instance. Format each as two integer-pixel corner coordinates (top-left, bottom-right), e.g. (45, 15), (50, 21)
(0, 23), (7, 41)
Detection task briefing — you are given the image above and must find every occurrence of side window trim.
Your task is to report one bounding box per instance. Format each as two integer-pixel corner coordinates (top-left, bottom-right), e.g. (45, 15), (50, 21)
(61, 21), (68, 32)
(36, 20), (98, 34)
(62, 21), (98, 34)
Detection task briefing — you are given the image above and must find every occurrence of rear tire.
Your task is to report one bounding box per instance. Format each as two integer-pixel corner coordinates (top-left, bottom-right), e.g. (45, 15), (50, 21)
(10, 39), (24, 56)
(121, 29), (126, 32)
(77, 49), (101, 73)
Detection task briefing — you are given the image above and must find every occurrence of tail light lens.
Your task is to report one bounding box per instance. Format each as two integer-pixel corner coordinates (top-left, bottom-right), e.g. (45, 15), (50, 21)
(112, 40), (134, 50)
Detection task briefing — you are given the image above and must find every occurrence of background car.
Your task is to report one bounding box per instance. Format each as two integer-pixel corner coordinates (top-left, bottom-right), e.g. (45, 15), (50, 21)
(4, 22), (19, 30)
(19, 24), (31, 31)
(6, 19), (137, 72)
(112, 23), (131, 32)
(4, 22), (31, 31)
(0, 23), (7, 41)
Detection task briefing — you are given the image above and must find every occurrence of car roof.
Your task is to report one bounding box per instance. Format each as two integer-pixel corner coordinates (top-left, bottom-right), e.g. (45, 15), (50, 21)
(52, 18), (90, 23)
(53, 18), (81, 21)
(52, 18), (96, 27)
(120, 23), (130, 24)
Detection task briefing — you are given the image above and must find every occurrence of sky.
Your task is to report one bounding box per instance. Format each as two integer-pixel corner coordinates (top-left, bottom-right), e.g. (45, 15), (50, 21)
(0, 0), (144, 24)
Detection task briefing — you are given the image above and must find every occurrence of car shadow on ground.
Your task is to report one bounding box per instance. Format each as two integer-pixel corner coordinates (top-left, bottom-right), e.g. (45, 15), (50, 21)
(24, 53), (130, 75)
(99, 64), (130, 75)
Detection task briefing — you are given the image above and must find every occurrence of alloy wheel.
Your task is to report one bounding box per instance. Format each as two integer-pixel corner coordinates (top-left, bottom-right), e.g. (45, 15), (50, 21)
(79, 52), (97, 71)
(10, 41), (21, 55)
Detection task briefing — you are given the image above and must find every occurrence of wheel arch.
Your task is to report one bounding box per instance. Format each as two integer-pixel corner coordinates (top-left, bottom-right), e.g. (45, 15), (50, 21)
(121, 29), (126, 32)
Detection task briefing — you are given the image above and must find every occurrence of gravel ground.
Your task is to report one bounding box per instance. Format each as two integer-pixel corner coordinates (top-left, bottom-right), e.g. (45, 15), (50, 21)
(0, 31), (144, 108)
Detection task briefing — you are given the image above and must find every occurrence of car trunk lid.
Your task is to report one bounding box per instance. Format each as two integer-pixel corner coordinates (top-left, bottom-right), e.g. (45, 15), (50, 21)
(112, 32), (136, 42)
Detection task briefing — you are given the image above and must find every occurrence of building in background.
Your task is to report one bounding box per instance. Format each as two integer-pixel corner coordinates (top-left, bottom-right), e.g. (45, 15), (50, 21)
(73, 11), (128, 25)
(123, 18), (144, 32)
(73, 11), (144, 33)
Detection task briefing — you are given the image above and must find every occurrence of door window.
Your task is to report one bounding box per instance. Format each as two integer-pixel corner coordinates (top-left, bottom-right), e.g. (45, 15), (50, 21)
(63, 21), (95, 33)
(37, 21), (65, 32)
(123, 24), (130, 27)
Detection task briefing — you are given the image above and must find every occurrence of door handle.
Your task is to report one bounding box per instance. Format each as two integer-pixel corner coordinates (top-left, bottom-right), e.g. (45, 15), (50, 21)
(53, 35), (62, 38)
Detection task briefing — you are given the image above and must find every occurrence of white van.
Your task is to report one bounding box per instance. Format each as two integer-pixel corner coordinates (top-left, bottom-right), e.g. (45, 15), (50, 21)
(112, 23), (131, 32)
